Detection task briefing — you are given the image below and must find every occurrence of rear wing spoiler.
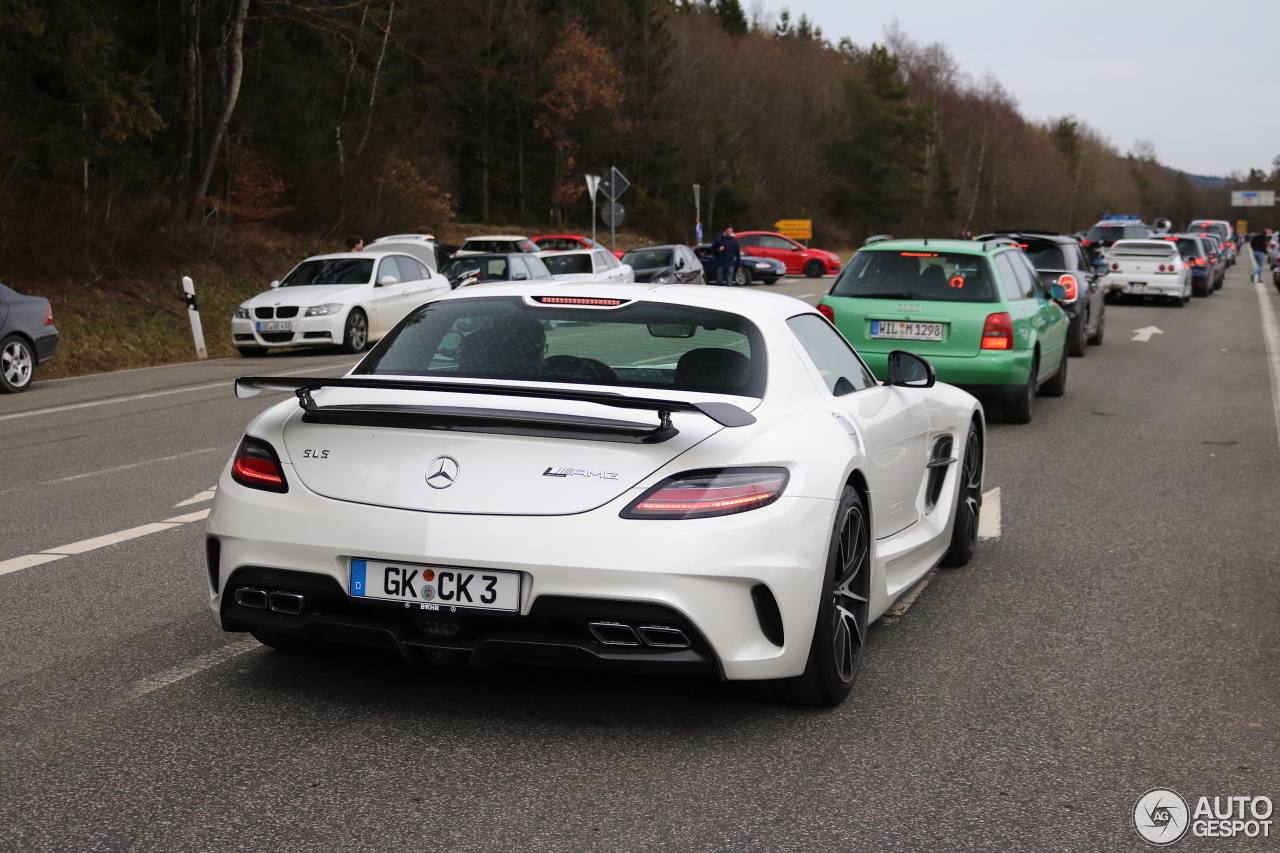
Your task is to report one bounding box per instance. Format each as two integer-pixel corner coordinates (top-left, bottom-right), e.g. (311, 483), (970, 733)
(235, 376), (756, 443)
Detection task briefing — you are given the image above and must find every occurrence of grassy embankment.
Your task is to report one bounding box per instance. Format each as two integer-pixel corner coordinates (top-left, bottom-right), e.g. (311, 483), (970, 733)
(14, 224), (659, 381)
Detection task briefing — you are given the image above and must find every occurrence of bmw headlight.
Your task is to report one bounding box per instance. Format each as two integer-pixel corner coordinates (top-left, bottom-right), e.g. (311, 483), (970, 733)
(235, 307), (251, 319)
(305, 303), (343, 317)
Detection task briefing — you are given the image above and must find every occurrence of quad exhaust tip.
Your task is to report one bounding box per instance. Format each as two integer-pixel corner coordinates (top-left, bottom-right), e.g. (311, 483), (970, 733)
(588, 621), (690, 649)
(234, 587), (305, 614)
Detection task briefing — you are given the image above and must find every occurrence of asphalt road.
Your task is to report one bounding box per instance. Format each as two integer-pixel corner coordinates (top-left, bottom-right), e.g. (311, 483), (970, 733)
(2, 267), (1277, 851)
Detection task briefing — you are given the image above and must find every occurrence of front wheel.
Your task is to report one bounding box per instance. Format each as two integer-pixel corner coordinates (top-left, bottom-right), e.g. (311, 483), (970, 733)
(341, 308), (369, 354)
(941, 424), (983, 568)
(750, 485), (870, 707)
(804, 260), (825, 279)
(0, 335), (35, 393)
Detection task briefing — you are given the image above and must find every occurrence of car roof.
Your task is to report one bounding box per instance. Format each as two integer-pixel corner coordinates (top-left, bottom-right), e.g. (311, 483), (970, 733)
(462, 235), (529, 241)
(532, 234), (590, 240)
(1107, 239), (1178, 250)
(622, 245), (682, 252)
(302, 251), (410, 262)
(1091, 216), (1147, 226)
(976, 232), (1075, 244)
(859, 238), (1007, 255)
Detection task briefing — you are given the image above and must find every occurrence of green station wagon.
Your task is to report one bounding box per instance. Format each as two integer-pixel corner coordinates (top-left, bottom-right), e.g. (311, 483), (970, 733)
(818, 238), (1069, 423)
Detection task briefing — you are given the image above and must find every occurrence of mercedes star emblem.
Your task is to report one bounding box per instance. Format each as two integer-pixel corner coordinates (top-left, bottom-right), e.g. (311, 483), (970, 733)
(425, 455), (460, 489)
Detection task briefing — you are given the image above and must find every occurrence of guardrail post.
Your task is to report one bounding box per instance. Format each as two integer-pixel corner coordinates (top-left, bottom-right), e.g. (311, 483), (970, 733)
(182, 275), (208, 360)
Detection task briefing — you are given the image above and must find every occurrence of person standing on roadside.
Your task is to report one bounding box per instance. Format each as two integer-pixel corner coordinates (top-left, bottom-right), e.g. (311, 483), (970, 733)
(1250, 229), (1270, 282)
(346, 235), (365, 252)
(711, 226), (740, 286)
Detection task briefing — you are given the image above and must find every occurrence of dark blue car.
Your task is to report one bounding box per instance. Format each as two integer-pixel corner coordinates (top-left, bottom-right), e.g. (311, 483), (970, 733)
(0, 282), (59, 392)
(692, 245), (786, 286)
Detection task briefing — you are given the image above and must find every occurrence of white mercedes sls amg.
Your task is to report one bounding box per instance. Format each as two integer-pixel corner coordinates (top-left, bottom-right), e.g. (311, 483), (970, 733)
(206, 283), (985, 706)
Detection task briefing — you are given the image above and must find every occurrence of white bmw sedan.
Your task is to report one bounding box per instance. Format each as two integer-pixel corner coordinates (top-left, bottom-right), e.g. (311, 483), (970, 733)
(231, 251), (450, 356)
(539, 248), (635, 283)
(208, 283), (984, 706)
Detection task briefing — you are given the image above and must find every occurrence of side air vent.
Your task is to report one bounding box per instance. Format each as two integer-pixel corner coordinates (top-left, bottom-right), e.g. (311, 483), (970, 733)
(924, 435), (955, 513)
(751, 584), (784, 647)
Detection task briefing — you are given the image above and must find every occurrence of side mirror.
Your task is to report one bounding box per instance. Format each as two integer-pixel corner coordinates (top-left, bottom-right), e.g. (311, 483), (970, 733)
(512, 272), (529, 281)
(269, 280), (280, 289)
(1093, 260), (1109, 274)
(886, 350), (936, 388)
(1050, 283), (1068, 300)
(378, 275), (398, 286)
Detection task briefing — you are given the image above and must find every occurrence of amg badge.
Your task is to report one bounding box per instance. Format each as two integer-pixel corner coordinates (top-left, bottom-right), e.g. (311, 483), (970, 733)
(543, 467), (619, 480)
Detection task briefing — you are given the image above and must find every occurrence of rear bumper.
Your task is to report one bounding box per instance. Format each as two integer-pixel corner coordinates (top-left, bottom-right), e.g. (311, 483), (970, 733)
(31, 326), (59, 364)
(1102, 275), (1185, 296)
(858, 348), (1033, 388)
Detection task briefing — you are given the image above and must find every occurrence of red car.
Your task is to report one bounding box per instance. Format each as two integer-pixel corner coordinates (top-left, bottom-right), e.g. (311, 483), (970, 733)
(532, 234), (624, 258)
(736, 231), (842, 278)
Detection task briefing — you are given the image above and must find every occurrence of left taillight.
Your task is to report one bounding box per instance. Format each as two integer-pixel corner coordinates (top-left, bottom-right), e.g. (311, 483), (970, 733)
(231, 435), (289, 493)
(1057, 274), (1078, 301)
(44, 304), (53, 325)
(621, 468), (788, 520)
(817, 303), (835, 322)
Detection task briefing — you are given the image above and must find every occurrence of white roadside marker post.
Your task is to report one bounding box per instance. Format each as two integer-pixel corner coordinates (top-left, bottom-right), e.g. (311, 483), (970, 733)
(182, 275), (208, 360)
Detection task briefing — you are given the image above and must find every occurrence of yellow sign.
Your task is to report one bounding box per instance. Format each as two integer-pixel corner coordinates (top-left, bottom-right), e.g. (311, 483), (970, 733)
(775, 219), (812, 240)
(1238, 220), (1249, 234)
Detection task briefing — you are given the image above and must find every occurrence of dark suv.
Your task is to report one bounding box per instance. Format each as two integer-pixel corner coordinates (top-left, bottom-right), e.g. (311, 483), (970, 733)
(978, 232), (1106, 355)
(1081, 216), (1153, 262)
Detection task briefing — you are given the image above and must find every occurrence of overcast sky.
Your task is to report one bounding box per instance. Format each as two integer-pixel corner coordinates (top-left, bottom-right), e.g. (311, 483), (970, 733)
(759, 0), (1277, 177)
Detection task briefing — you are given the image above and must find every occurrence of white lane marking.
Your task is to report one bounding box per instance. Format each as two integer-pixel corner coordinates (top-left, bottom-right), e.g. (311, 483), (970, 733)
(133, 638), (259, 696)
(0, 360), (357, 423)
(978, 487), (1001, 539)
(41, 448), (220, 486)
(1131, 326), (1163, 342)
(1254, 280), (1280, 452)
(0, 553), (68, 577)
(174, 489), (216, 507)
(164, 508), (210, 523)
(40, 522), (183, 555)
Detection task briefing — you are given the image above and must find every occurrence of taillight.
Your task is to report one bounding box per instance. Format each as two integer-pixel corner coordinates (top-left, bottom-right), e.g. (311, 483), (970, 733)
(231, 435), (289, 493)
(1111, 263), (1120, 270)
(1057, 274), (1078, 300)
(621, 468), (788, 520)
(44, 305), (53, 325)
(817, 303), (835, 322)
(1081, 240), (1091, 246)
(981, 312), (1014, 350)
(1158, 264), (1167, 272)
(1192, 257), (1205, 266)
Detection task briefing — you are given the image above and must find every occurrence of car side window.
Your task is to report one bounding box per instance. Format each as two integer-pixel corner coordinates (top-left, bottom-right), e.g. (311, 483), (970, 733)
(377, 257), (402, 284)
(605, 252), (620, 269)
(526, 254), (552, 279)
(762, 235), (793, 250)
(592, 252), (608, 273)
(394, 256), (422, 282)
(786, 314), (876, 396)
(509, 256), (530, 281)
(416, 259), (433, 279)
(1012, 252), (1043, 295)
(994, 253), (1026, 300)
(736, 235), (761, 248)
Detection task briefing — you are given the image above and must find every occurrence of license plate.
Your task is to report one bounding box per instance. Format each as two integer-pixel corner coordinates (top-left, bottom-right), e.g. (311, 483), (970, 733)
(349, 558), (521, 612)
(870, 320), (944, 341)
(1128, 282), (1145, 292)
(256, 321), (292, 332)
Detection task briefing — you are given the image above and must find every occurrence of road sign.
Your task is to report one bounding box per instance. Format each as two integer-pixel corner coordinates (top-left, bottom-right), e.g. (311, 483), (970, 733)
(775, 219), (812, 240)
(600, 167), (629, 201)
(1238, 220), (1249, 234)
(601, 202), (625, 227)
(1232, 190), (1276, 207)
(586, 175), (601, 242)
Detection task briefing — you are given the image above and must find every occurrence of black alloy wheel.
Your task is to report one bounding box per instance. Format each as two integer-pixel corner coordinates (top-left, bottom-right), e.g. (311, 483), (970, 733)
(804, 260), (826, 279)
(0, 334), (35, 393)
(341, 308), (369, 353)
(941, 424), (983, 567)
(733, 267), (751, 287)
(1067, 314), (1087, 357)
(751, 485), (870, 706)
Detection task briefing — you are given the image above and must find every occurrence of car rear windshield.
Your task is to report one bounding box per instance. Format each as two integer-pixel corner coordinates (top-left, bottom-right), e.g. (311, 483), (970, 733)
(1020, 243), (1067, 270)
(622, 249), (673, 269)
(1084, 226), (1129, 244)
(281, 258), (373, 286)
(358, 296), (765, 396)
(463, 239), (537, 254)
(543, 254), (594, 276)
(534, 238), (582, 251)
(1165, 238), (1202, 258)
(830, 250), (997, 303)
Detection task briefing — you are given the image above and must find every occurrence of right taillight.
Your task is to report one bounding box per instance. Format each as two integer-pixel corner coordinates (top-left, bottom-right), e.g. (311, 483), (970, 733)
(981, 312), (1014, 350)
(817, 303), (835, 322)
(621, 468), (788, 520)
(231, 435), (289, 493)
(1057, 274), (1078, 301)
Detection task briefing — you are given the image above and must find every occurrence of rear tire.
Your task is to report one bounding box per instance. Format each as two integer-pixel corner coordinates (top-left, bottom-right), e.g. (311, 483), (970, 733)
(341, 308), (369, 354)
(1040, 347), (1068, 397)
(749, 485), (869, 707)
(1067, 315), (1087, 357)
(941, 424), (982, 568)
(1087, 307), (1105, 345)
(0, 334), (35, 393)
(804, 260), (825, 278)
(1004, 358), (1037, 424)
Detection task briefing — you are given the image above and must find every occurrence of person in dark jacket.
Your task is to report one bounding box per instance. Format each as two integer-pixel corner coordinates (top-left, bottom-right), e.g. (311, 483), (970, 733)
(710, 226), (741, 286)
(1251, 230), (1270, 282)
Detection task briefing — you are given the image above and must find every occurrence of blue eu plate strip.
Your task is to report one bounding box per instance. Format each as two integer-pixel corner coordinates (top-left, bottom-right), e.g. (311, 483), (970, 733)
(350, 559), (367, 596)
(871, 321), (880, 335)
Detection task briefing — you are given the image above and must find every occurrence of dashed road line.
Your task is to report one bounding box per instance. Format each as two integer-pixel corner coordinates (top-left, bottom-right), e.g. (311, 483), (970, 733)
(40, 448), (220, 486)
(978, 487), (1001, 539)
(174, 487), (216, 507)
(132, 639), (259, 696)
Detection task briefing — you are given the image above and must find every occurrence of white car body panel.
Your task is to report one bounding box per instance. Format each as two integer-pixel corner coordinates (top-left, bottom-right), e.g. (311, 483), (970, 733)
(538, 249), (635, 283)
(208, 282), (983, 681)
(1100, 240), (1191, 299)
